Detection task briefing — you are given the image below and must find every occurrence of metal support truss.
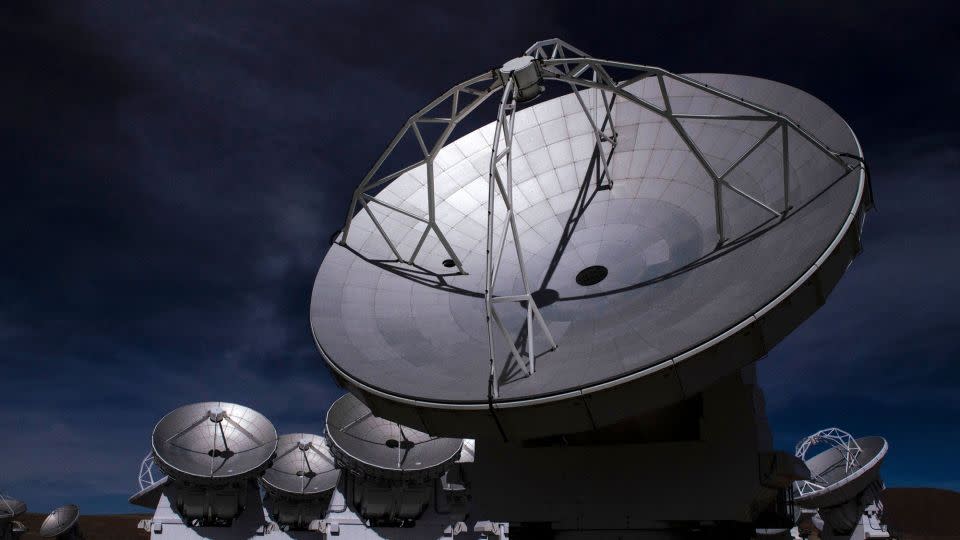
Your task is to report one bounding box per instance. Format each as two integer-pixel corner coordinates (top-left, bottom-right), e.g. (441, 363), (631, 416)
(526, 40), (619, 190)
(485, 76), (557, 398)
(794, 427), (863, 496)
(138, 452), (162, 491)
(339, 71), (504, 274)
(526, 38), (857, 246)
(0, 491), (19, 517)
(336, 38), (863, 398)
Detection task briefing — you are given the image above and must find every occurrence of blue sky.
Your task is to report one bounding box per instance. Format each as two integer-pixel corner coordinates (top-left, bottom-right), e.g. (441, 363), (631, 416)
(0, 1), (957, 514)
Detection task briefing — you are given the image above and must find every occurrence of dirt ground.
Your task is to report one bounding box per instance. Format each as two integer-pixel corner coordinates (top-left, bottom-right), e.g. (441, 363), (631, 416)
(15, 513), (149, 540)
(7, 487), (958, 539)
(882, 487), (960, 539)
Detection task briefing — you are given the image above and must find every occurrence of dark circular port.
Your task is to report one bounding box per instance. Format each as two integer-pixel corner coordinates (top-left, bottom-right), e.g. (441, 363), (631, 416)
(575, 265), (608, 287)
(442, 259), (456, 268)
(385, 438), (415, 450)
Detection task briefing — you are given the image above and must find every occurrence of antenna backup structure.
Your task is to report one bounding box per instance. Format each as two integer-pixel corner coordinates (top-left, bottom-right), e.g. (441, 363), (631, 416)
(793, 428), (890, 539)
(311, 37), (872, 538)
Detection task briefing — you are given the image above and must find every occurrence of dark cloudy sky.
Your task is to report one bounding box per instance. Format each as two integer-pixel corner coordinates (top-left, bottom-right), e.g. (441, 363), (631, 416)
(1, 1), (957, 514)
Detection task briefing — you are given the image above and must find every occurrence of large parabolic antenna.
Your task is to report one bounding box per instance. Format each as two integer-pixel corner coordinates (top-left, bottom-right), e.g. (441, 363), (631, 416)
(152, 402), (278, 484)
(325, 393), (463, 482)
(310, 39), (870, 440)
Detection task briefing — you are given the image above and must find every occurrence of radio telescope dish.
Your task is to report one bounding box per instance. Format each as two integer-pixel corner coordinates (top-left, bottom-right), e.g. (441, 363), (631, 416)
(325, 394), (463, 482)
(310, 39), (869, 440)
(0, 494), (26, 522)
(261, 433), (341, 498)
(151, 402), (278, 484)
(793, 428), (888, 510)
(39, 504), (79, 538)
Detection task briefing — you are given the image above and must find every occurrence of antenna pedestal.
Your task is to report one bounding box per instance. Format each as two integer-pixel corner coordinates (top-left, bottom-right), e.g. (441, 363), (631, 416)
(314, 480), (488, 540)
(340, 473), (433, 526)
(817, 481), (889, 540)
(465, 368), (789, 537)
(140, 480), (294, 539)
(262, 492), (331, 531)
(174, 481), (249, 523)
(0, 522), (26, 540)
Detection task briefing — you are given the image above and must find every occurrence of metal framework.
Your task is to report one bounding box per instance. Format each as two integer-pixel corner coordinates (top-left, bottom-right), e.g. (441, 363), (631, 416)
(0, 491), (19, 517)
(482, 64), (556, 394)
(336, 39), (861, 398)
(794, 427), (863, 496)
(138, 452), (163, 491)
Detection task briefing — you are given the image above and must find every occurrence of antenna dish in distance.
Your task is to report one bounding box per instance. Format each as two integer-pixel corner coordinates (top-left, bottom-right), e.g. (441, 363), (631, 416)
(39, 504), (80, 538)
